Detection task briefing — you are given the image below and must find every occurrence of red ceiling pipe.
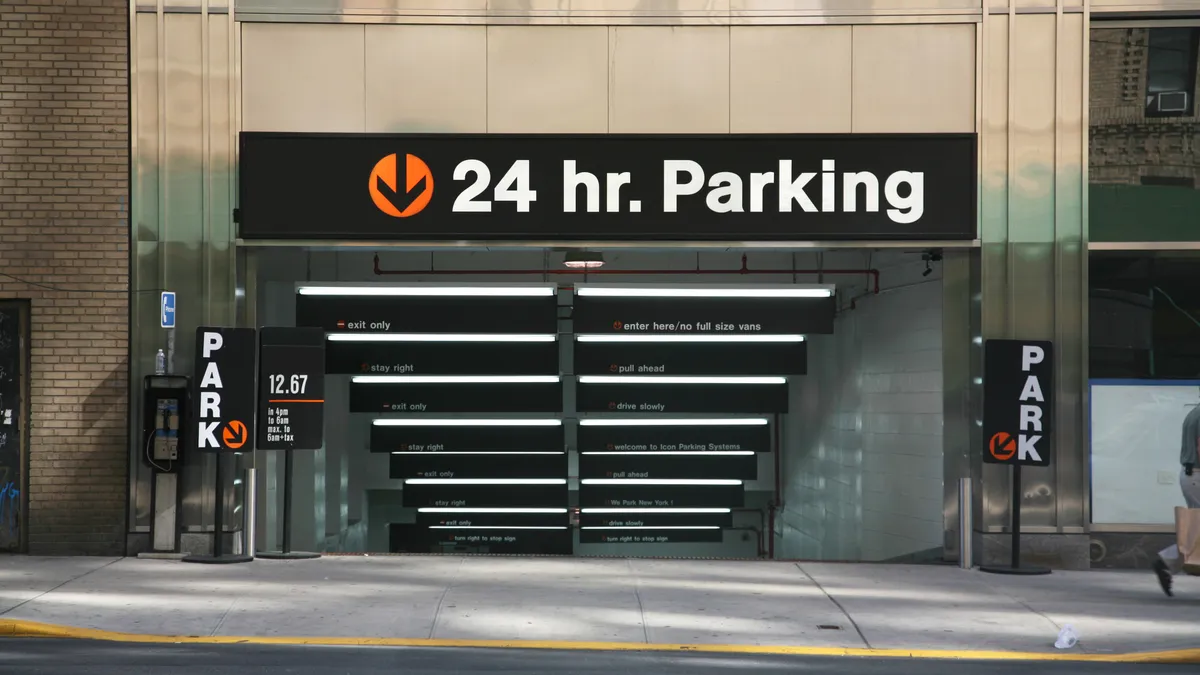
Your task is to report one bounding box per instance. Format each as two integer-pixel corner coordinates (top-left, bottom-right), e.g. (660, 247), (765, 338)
(373, 254), (880, 294)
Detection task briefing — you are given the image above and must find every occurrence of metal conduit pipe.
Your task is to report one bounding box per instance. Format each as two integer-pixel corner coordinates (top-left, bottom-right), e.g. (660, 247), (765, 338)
(373, 254), (881, 294)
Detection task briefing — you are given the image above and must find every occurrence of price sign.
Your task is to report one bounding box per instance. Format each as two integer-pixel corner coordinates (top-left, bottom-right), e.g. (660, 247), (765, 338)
(257, 327), (325, 451)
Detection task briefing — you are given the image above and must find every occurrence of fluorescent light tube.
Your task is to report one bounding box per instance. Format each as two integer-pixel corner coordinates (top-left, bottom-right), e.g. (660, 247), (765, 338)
(582, 526), (721, 530)
(353, 375), (560, 384)
(581, 508), (731, 514)
(577, 376), (785, 385)
(418, 508), (568, 513)
(329, 333), (557, 342)
(404, 478), (567, 485)
(580, 479), (741, 486)
(580, 451), (754, 456)
(393, 451), (566, 456)
(298, 286), (554, 297)
(374, 418), (562, 427)
(575, 286), (831, 298)
(575, 334), (804, 343)
(429, 526), (567, 530)
(578, 418), (767, 427)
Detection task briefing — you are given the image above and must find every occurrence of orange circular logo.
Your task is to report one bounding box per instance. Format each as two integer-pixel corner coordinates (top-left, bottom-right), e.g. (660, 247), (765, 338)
(988, 431), (1016, 461)
(369, 153), (433, 218)
(222, 420), (248, 450)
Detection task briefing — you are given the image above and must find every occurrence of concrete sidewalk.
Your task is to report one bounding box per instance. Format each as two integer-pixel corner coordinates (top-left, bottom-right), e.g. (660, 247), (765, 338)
(0, 556), (1197, 657)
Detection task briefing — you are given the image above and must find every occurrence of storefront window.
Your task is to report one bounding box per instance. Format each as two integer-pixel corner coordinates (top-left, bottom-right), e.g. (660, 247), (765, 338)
(1089, 24), (1200, 527)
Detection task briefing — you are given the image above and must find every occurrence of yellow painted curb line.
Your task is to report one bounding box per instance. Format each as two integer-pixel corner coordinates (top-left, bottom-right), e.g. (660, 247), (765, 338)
(1, 619), (1197, 664)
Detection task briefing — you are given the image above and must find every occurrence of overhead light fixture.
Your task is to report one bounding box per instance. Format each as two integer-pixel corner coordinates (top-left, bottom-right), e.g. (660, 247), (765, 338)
(577, 376), (785, 385)
(418, 508), (569, 513)
(581, 508), (731, 514)
(297, 285), (555, 297)
(353, 375), (561, 384)
(580, 451), (754, 456)
(329, 333), (557, 343)
(417, 506), (566, 511)
(580, 478), (741, 486)
(578, 418), (767, 427)
(404, 478), (567, 485)
(429, 526), (568, 530)
(563, 251), (605, 269)
(374, 418), (562, 427)
(393, 451), (565, 455)
(575, 334), (804, 343)
(575, 286), (832, 298)
(581, 526), (720, 530)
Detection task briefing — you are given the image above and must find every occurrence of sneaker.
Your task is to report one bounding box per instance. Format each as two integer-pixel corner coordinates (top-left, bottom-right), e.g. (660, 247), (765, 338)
(1153, 559), (1174, 597)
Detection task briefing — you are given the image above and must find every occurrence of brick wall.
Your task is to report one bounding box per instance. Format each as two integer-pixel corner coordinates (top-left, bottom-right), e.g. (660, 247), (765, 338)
(0, 1), (129, 555)
(1090, 27), (1200, 186)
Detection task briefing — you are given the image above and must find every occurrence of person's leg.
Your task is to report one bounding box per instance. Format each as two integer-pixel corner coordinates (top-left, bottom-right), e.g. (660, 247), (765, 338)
(1153, 468), (1199, 596)
(1155, 542), (1178, 596)
(1183, 469), (1200, 508)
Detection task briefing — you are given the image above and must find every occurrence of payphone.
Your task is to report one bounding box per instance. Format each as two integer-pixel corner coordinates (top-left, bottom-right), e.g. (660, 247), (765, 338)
(142, 374), (189, 554)
(142, 375), (189, 472)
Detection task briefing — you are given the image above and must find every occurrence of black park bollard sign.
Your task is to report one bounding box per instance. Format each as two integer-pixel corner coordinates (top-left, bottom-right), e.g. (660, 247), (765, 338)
(982, 339), (1053, 467)
(191, 327), (257, 453)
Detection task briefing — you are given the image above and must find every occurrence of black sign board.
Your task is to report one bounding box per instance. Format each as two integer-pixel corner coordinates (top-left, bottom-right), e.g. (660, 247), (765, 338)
(391, 524), (573, 555)
(577, 382), (788, 414)
(390, 452), (567, 480)
(351, 381), (563, 414)
(327, 340), (559, 376)
(982, 339), (1054, 467)
(416, 510), (568, 528)
(401, 482), (567, 508)
(580, 528), (723, 544)
(192, 327), (256, 453)
(371, 422), (564, 453)
(240, 133), (977, 242)
(573, 296), (834, 335)
(579, 453), (757, 481)
(578, 422), (771, 453)
(578, 483), (744, 509)
(574, 341), (806, 376)
(295, 294), (557, 334)
(257, 327), (325, 451)
(579, 510), (732, 528)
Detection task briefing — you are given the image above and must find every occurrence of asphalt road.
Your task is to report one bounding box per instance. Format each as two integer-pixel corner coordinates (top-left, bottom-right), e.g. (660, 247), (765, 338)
(0, 640), (1194, 675)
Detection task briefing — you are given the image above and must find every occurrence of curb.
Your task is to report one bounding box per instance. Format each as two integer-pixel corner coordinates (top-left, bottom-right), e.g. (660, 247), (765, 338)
(2, 620), (1198, 664)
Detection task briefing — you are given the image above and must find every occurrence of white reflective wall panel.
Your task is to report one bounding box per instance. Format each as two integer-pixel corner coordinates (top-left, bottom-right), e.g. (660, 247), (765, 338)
(240, 22), (976, 137)
(365, 25), (487, 133)
(608, 27), (731, 133)
(241, 23), (365, 132)
(486, 26), (608, 133)
(730, 26), (852, 133)
(851, 24), (976, 133)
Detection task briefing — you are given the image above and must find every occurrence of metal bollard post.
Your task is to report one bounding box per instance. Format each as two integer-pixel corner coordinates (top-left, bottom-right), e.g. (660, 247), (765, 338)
(959, 477), (973, 569)
(244, 467), (257, 559)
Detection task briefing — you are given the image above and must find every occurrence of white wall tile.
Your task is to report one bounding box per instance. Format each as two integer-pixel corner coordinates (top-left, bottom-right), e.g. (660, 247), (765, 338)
(608, 26), (730, 133)
(364, 25), (487, 133)
(487, 26), (608, 133)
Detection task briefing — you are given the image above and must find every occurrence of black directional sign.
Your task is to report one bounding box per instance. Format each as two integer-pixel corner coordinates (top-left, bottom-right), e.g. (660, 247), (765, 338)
(257, 327), (326, 451)
(982, 339), (1054, 467)
(192, 327), (256, 453)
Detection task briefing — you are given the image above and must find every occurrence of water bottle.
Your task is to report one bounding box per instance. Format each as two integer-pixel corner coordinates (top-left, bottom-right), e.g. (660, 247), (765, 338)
(155, 349), (166, 375)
